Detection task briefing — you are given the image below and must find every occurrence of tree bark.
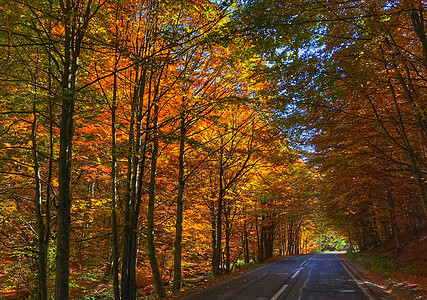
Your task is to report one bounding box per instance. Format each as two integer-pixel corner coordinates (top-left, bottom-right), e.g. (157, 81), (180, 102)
(173, 108), (186, 293)
(224, 198), (231, 273)
(111, 59), (120, 300)
(213, 144), (224, 276)
(121, 64), (142, 300)
(210, 201), (217, 270)
(32, 87), (49, 300)
(243, 219), (249, 264)
(120, 93), (135, 300)
(147, 102), (166, 297)
(55, 1), (93, 298)
(56, 85), (74, 300)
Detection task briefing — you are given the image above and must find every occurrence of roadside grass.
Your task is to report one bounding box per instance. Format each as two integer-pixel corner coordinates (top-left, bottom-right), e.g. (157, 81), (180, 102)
(345, 245), (427, 300)
(234, 259), (260, 271)
(345, 252), (397, 273)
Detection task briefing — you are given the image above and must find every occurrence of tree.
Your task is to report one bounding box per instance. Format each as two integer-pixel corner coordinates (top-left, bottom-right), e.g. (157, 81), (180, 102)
(0, 1), (333, 297)
(54, 2), (101, 298)
(234, 0), (427, 251)
(0, 0), (102, 298)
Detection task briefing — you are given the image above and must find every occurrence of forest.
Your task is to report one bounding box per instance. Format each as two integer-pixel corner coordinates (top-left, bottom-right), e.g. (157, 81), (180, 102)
(0, 0), (425, 299)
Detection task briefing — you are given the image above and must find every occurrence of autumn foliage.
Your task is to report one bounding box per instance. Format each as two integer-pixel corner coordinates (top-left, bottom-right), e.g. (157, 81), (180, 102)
(0, 0), (425, 299)
(237, 0), (426, 251)
(0, 0), (319, 299)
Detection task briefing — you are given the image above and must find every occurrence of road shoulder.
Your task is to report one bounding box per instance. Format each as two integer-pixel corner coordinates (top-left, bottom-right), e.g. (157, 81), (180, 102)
(340, 254), (423, 300)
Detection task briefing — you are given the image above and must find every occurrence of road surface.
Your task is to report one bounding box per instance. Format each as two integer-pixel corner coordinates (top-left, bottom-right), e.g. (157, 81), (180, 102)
(180, 253), (393, 300)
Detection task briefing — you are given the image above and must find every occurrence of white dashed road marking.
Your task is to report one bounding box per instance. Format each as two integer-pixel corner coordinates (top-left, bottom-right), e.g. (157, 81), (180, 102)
(292, 269), (301, 279)
(270, 284), (288, 300)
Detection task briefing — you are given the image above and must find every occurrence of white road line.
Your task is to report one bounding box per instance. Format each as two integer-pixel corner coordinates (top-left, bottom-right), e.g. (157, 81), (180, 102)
(339, 259), (374, 300)
(270, 284), (288, 300)
(291, 270), (300, 279)
(270, 256), (312, 300)
(300, 253), (316, 266)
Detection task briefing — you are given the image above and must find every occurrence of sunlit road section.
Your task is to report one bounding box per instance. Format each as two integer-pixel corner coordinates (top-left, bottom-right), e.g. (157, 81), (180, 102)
(180, 253), (393, 300)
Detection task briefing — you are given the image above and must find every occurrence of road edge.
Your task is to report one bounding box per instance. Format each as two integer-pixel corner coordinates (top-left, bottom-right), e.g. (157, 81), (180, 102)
(339, 257), (377, 300)
(340, 255), (419, 300)
(341, 256), (424, 300)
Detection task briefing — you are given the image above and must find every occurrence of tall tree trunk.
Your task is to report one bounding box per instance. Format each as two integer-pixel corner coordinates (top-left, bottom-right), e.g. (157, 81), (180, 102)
(224, 199), (231, 273)
(56, 5), (73, 298)
(256, 216), (262, 262)
(56, 63), (77, 298)
(173, 108), (186, 293)
(56, 82), (74, 300)
(121, 94), (135, 300)
(128, 65), (149, 299)
(213, 145), (224, 276)
(243, 219), (249, 264)
(42, 96), (54, 300)
(262, 221), (273, 260)
(43, 16), (54, 300)
(121, 64), (143, 300)
(111, 60), (120, 300)
(32, 83), (48, 300)
(210, 201), (217, 268)
(147, 102), (166, 297)
(55, 1), (93, 298)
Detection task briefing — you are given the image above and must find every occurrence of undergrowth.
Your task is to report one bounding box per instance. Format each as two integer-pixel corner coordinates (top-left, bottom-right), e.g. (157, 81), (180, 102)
(345, 252), (396, 273)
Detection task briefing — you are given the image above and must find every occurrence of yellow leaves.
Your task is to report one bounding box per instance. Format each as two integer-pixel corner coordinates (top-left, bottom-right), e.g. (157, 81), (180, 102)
(71, 197), (110, 227)
(187, 220), (205, 232)
(380, 15), (391, 23)
(52, 178), (59, 188)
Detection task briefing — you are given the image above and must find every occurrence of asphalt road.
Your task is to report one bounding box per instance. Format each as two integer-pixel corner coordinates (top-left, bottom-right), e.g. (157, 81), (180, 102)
(180, 253), (394, 300)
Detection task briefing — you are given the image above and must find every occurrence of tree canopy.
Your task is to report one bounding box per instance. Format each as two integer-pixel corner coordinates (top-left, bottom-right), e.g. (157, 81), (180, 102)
(0, 0), (425, 298)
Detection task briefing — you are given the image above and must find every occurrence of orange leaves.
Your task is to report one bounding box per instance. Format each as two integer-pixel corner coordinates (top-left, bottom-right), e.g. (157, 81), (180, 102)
(0, 0), (327, 294)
